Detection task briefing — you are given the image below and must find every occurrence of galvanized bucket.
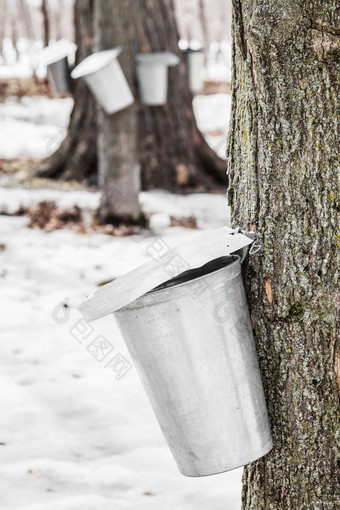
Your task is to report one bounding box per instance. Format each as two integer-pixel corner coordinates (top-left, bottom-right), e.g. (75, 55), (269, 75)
(71, 47), (134, 114)
(135, 52), (180, 106)
(47, 56), (71, 95)
(114, 255), (272, 477)
(186, 49), (205, 93)
(40, 40), (77, 95)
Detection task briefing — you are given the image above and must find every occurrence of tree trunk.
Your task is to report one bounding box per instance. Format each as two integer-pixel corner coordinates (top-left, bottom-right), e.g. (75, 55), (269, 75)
(136, 0), (225, 190)
(94, 0), (141, 222)
(198, 0), (209, 49)
(0, 0), (7, 60)
(36, 0), (97, 183)
(55, 0), (63, 40)
(41, 0), (49, 47)
(11, 6), (19, 61)
(227, 1), (340, 508)
(18, 0), (35, 41)
(36, 0), (226, 190)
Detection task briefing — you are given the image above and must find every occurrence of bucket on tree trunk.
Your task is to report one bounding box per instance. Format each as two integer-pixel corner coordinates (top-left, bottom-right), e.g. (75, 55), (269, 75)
(47, 57), (71, 95)
(135, 52), (180, 106)
(79, 228), (272, 477)
(40, 40), (77, 95)
(185, 48), (205, 93)
(71, 47), (134, 114)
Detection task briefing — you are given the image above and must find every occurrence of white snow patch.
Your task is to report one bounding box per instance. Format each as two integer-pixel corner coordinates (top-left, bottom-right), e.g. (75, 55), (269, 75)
(0, 187), (240, 509)
(0, 187), (230, 230)
(0, 91), (231, 160)
(0, 97), (73, 159)
(193, 93), (231, 134)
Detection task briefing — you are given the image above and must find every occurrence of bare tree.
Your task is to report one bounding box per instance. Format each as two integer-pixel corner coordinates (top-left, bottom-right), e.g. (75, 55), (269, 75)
(18, 0), (35, 41)
(198, 0), (209, 49)
(37, 0), (226, 191)
(94, 0), (141, 221)
(228, 0), (340, 508)
(37, 0), (97, 182)
(0, 0), (8, 60)
(41, 0), (50, 47)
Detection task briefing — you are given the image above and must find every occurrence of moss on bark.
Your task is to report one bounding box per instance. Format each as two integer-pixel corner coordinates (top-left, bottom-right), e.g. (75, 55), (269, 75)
(228, 1), (340, 508)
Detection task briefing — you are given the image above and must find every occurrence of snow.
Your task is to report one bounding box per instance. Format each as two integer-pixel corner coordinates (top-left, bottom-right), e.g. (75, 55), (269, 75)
(193, 93), (231, 159)
(194, 93), (231, 133)
(0, 97), (73, 159)
(0, 92), (230, 161)
(0, 189), (241, 509)
(39, 40), (77, 66)
(0, 74), (242, 508)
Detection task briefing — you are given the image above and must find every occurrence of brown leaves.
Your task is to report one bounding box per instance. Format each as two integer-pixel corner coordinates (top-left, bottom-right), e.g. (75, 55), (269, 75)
(3, 200), (144, 237)
(27, 201), (82, 232)
(170, 216), (197, 229)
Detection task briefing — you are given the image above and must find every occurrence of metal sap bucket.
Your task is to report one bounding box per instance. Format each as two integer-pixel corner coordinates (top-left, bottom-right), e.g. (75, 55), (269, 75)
(114, 256), (272, 477)
(41, 40), (77, 95)
(186, 49), (205, 93)
(71, 47), (134, 114)
(47, 56), (71, 95)
(135, 52), (180, 106)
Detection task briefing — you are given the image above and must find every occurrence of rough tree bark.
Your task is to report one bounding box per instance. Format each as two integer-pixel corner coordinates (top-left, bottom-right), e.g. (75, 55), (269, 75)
(37, 0), (226, 190)
(36, 0), (97, 183)
(227, 0), (340, 508)
(94, 0), (141, 221)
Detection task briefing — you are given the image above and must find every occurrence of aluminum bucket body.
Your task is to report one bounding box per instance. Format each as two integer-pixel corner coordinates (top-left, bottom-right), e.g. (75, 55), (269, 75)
(136, 64), (168, 105)
(71, 48), (134, 114)
(187, 50), (205, 93)
(135, 52), (180, 106)
(47, 57), (71, 95)
(114, 256), (272, 477)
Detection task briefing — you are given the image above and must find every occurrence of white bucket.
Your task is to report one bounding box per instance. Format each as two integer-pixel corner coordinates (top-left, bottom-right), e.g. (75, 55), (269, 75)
(71, 47), (134, 115)
(135, 52), (180, 106)
(187, 49), (205, 93)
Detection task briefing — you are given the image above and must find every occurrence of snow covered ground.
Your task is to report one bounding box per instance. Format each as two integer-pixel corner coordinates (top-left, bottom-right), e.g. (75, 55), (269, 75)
(0, 93), (229, 160)
(0, 79), (242, 508)
(0, 188), (242, 510)
(0, 97), (73, 159)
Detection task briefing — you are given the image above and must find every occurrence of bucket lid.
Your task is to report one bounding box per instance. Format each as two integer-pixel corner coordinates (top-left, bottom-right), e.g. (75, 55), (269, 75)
(40, 39), (77, 66)
(135, 52), (180, 67)
(79, 227), (253, 322)
(71, 47), (123, 79)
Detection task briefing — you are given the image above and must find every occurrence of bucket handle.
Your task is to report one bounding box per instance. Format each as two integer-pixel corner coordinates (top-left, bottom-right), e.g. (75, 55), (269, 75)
(231, 227), (262, 263)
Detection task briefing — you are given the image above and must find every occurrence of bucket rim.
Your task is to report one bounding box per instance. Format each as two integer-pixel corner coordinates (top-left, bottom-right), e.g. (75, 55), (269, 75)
(118, 255), (241, 311)
(40, 39), (77, 65)
(71, 47), (123, 79)
(135, 51), (180, 67)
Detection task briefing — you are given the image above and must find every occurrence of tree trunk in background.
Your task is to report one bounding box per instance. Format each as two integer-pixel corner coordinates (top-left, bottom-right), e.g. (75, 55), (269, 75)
(55, 0), (63, 40)
(0, 0), (7, 60)
(18, 0), (35, 41)
(136, 0), (225, 190)
(36, 0), (226, 190)
(36, 0), (97, 183)
(228, 0), (340, 508)
(198, 0), (209, 49)
(94, 0), (141, 222)
(41, 0), (49, 47)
